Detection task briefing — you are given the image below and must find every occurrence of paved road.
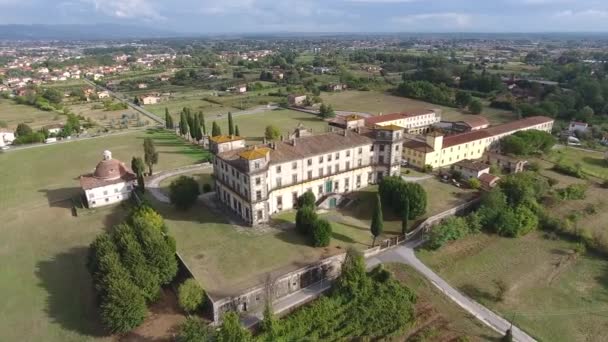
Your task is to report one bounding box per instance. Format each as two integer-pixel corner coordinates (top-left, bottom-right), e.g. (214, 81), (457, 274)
(368, 242), (536, 342)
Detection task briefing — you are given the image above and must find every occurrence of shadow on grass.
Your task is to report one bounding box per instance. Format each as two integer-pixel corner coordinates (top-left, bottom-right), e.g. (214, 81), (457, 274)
(35, 247), (108, 338)
(38, 187), (82, 209)
(582, 157), (608, 168)
(459, 283), (499, 303)
(332, 231), (358, 244)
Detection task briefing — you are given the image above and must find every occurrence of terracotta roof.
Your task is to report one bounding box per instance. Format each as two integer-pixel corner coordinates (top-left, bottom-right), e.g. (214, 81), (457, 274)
(376, 124), (403, 131)
(238, 147), (271, 160)
(365, 109), (435, 125)
(345, 114), (364, 122)
(456, 115), (490, 129)
(404, 139), (434, 153)
(454, 159), (490, 172)
(80, 158), (136, 190)
(209, 135), (244, 143)
(479, 173), (500, 184)
(443, 116), (553, 148)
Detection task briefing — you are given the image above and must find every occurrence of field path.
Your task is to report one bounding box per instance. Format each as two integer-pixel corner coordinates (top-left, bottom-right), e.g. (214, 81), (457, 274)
(147, 163), (212, 203)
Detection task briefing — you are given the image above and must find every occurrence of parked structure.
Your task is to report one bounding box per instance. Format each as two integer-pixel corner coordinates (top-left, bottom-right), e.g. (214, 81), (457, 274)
(211, 124), (404, 225)
(403, 116), (553, 169)
(79, 150), (136, 208)
(365, 110), (440, 134)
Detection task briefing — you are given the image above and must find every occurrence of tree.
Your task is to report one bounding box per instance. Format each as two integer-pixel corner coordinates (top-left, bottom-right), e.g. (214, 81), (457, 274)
(502, 327), (513, 342)
(469, 99), (483, 114)
(99, 273), (147, 333)
(335, 248), (370, 298)
(260, 302), (278, 340)
(169, 176), (201, 210)
(134, 96), (140, 106)
(379, 177), (427, 219)
(234, 125), (240, 137)
(217, 312), (252, 342)
(401, 197), (409, 235)
(192, 115), (201, 142)
(297, 191), (316, 208)
(131, 157), (146, 192)
(177, 316), (213, 342)
(295, 205), (317, 235)
(264, 125), (281, 140)
(311, 218), (332, 247)
(211, 121), (221, 137)
(143, 138), (159, 176)
(319, 103), (336, 118)
(455, 91), (473, 108)
(370, 194), (383, 247)
(15, 123), (32, 137)
(178, 279), (205, 313)
(228, 111), (234, 135)
(468, 178), (481, 189)
(198, 112), (206, 136)
(165, 108), (170, 129)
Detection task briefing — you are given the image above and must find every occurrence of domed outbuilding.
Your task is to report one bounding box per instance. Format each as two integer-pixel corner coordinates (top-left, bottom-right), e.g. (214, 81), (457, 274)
(79, 150), (137, 208)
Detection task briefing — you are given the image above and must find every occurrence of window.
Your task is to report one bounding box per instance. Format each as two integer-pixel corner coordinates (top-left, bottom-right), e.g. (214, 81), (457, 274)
(328, 154), (332, 162)
(277, 196), (283, 208)
(292, 162), (297, 170)
(276, 165), (282, 173)
(254, 161), (260, 169)
(256, 191), (262, 200)
(319, 156), (324, 163)
(318, 185), (323, 195)
(358, 147), (363, 154)
(276, 178), (282, 187)
(127, 185), (132, 191)
(114, 188), (119, 194)
(335, 152), (340, 160)
(103, 190), (108, 196)
(356, 175), (361, 186)
(243, 177), (248, 184)
(292, 192), (298, 206)
(345, 178), (350, 188)
(105, 198), (109, 202)
(334, 181), (339, 191)
(379, 145), (385, 152)
(256, 177), (261, 185)
(89, 193), (95, 199)
(307, 158), (312, 166)
(379, 156), (384, 164)
(319, 168), (324, 177)
(257, 210), (263, 220)
(307, 170), (312, 179)
(358, 159), (362, 167)
(395, 145), (399, 151)
(292, 174), (297, 183)
(334, 165), (339, 173)
(370, 145), (374, 152)
(327, 166), (331, 174)
(346, 161), (350, 170)
(346, 150), (351, 157)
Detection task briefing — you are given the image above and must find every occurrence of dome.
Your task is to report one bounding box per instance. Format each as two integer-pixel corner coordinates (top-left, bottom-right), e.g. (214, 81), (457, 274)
(93, 159), (125, 180)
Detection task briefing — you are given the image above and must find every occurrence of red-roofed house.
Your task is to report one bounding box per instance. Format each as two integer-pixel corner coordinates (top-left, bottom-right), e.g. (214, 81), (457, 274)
(79, 151), (137, 208)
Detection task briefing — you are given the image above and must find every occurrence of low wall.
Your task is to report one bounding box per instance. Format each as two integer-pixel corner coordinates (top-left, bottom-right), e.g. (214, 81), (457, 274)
(208, 197), (481, 324)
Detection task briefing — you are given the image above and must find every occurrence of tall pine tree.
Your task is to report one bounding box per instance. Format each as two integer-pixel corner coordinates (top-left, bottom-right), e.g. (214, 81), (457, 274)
(179, 112), (188, 136)
(211, 121), (221, 137)
(370, 194), (384, 247)
(198, 111), (206, 135)
(228, 111), (234, 135)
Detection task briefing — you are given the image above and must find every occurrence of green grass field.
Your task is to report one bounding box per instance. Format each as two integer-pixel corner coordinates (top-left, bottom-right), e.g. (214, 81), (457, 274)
(0, 99), (62, 129)
(158, 169), (214, 195)
(212, 108), (329, 143)
(417, 231), (608, 342)
(0, 129), (206, 341)
(548, 146), (608, 180)
(320, 90), (517, 124)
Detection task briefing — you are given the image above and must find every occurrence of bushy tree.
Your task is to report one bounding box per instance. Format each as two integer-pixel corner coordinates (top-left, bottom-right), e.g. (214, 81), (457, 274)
(15, 123), (32, 137)
(370, 194), (383, 247)
(178, 279), (205, 313)
(131, 157), (146, 192)
(311, 218), (332, 247)
(335, 248), (370, 298)
(99, 273), (147, 333)
(198, 112), (206, 135)
(234, 125), (240, 137)
(177, 316), (213, 342)
(260, 302), (279, 340)
(217, 312), (252, 342)
(264, 125), (281, 140)
(295, 206), (318, 235)
(379, 177), (427, 219)
(401, 197), (409, 235)
(468, 178), (481, 189)
(169, 176), (201, 210)
(297, 191), (316, 208)
(455, 90), (472, 108)
(129, 205), (168, 233)
(468, 99), (483, 114)
(501, 130), (555, 156)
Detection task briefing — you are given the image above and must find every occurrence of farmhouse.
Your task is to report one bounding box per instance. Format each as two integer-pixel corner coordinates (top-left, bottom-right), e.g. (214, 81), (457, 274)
(568, 121), (588, 133)
(211, 124), (404, 225)
(140, 94), (161, 105)
(365, 109), (440, 135)
(43, 124), (64, 135)
(453, 159), (490, 180)
(403, 116), (554, 169)
(79, 150), (136, 208)
(0, 129), (15, 146)
(97, 90), (110, 99)
(287, 94), (307, 106)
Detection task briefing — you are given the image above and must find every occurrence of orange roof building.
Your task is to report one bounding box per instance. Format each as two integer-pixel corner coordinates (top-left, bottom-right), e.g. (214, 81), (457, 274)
(79, 150), (137, 208)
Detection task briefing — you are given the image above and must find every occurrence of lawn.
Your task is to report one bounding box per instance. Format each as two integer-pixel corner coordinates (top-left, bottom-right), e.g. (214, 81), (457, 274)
(320, 90), (517, 124)
(0, 129), (207, 341)
(212, 108), (329, 143)
(158, 169), (214, 195)
(548, 146), (608, 180)
(417, 231), (608, 342)
(0, 99), (62, 129)
(387, 264), (501, 341)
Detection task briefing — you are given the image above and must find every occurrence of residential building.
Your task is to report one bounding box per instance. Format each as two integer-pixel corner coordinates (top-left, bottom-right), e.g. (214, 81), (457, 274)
(44, 124), (64, 135)
(453, 159), (490, 180)
(403, 116), (553, 169)
(326, 83), (347, 92)
(365, 110), (440, 134)
(486, 152), (527, 173)
(211, 124), (404, 225)
(79, 151), (136, 208)
(568, 121), (588, 133)
(435, 116), (490, 134)
(0, 129), (15, 146)
(140, 95), (161, 105)
(287, 94), (307, 106)
(479, 173), (500, 189)
(97, 90), (110, 99)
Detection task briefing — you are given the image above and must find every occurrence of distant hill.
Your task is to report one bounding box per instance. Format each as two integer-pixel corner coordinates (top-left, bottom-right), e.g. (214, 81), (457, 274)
(0, 24), (182, 40)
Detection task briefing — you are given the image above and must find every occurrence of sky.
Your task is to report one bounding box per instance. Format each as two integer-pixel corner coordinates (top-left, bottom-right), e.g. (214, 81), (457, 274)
(1, 0), (608, 33)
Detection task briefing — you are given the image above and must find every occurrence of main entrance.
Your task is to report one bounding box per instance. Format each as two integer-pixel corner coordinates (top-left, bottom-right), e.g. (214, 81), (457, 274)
(329, 198), (337, 208)
(325, 180), (333, 193)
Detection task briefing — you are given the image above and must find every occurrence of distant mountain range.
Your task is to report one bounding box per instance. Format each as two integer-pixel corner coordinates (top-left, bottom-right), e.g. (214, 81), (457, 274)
(0, 24), (183, 40)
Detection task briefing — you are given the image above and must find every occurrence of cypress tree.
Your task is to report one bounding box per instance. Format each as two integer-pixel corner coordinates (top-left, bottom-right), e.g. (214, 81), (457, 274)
(401, 197), (409, 235)
(179, 112), (188, 136)
(192, 115), (200, 141)
(235, 125), (240, 136)
(371, 194), (384, 247)
(198, 111), (206, 135)
(164, 108), (170, 129)
(211, 121), (221, 137)
(228, 111), (234, 135)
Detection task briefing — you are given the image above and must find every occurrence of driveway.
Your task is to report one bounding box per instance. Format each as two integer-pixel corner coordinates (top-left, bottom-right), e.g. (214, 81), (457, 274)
(147, 163), (212, 203)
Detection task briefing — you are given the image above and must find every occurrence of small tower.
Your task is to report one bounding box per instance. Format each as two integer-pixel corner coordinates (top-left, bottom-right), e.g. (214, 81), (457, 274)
(102, 150), (112, 161)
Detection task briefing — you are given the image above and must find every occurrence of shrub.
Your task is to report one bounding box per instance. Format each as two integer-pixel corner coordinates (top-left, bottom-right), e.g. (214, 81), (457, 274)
(264, 125), (281, 140)
(217, 312), (252, 342)
(297, 191), (316, 208)
(552, 163), (585, 179)
(311, 219), (332, 247)
(177, 316), (213, 342)
(556, 184), (587, 200)
(468, 178), (481, 189)
(169, 176), (201, 210)
(202, 183), (212, 193)
(178, 279), (205, 313)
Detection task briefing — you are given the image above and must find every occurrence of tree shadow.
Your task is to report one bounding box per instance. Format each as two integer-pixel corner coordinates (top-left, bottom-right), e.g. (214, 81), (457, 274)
(459, 283), (499, 303)
(332, 231), (357, 244)
(35, 247), (108, 338)
(582, 157), (607, 168)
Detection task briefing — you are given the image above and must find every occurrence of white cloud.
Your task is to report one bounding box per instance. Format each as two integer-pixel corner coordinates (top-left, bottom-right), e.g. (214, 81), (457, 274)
(392, 12), (472, 28)
(555, 9), (608, 18)
(83, 0), (165, 20)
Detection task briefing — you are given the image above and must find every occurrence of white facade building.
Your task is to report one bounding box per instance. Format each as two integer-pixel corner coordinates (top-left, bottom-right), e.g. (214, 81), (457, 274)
(79, 151), (137, 208)
(0, 129), (15, 146)
(212, 124), (404, 225)
(365, 110), (441, 135)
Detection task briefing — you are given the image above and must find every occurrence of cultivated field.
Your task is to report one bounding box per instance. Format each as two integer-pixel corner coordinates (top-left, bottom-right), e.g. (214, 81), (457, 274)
(0, 99), (62, 129)
(70, 102), (152, 132)
(320, 90), (517, 124)
(0, 129), (206, 341)
(548, 146), (608, 180)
